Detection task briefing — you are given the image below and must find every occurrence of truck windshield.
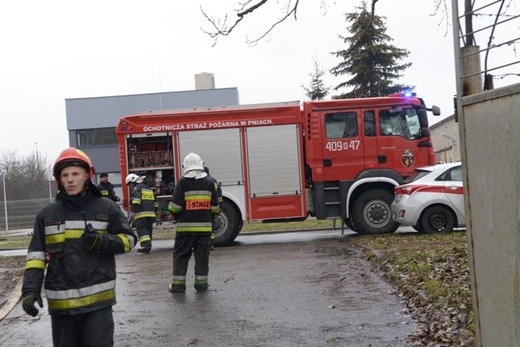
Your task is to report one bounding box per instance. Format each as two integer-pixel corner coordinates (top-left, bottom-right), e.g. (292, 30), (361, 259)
(379, 108), (421, 139)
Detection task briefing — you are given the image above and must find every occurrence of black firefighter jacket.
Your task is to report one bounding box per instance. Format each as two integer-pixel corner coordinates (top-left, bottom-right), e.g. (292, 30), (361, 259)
(168, 175), (220, 235)
(130, 182), (158, 220)
(22, 185), (137, 316)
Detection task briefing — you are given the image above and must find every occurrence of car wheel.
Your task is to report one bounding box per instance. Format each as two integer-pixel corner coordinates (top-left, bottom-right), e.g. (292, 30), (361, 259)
(419, 205), (455, 233)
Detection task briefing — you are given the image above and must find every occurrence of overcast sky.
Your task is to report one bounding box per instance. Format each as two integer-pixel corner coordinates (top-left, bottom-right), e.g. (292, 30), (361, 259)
(0, 1), (458, 165)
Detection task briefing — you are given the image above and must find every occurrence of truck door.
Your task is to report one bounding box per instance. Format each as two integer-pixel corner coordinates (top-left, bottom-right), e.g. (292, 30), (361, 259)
(376, 107), (427, 176)
(320, 111), (364, 181)
(362, 110), (379, 169)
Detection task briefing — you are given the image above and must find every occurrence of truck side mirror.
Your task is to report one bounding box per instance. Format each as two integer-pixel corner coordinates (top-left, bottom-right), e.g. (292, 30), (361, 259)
(430, 105), (441, 116)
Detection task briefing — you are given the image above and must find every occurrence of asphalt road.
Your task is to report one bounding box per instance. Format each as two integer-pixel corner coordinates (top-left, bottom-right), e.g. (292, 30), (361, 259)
(0, 229), (416, 346)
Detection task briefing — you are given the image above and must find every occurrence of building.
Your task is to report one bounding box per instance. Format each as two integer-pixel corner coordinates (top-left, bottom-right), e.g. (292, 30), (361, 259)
(65, 74), (239, 198)
(429, 114), (461, 163)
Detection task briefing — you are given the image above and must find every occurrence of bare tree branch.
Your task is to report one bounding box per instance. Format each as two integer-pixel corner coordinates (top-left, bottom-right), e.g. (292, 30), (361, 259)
(432, 0), (450, 36)
(201, 0), (300, 46)
(245, 0), (299, 46)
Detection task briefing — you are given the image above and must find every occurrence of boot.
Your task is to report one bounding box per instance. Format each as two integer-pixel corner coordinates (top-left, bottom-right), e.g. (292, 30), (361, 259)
(194, 284), (209, 292)
(168, 283), (186, 293)
(138, 240), (152, 253)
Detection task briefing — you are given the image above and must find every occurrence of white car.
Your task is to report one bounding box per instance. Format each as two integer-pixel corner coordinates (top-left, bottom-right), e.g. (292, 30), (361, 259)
(391, 162), (465, 232)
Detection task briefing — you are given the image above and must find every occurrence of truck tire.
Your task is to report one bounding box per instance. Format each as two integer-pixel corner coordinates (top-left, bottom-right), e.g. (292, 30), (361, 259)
(213, 200), (241, 247)
(343, 216), (357, 232)
(351, 189), (399, 235)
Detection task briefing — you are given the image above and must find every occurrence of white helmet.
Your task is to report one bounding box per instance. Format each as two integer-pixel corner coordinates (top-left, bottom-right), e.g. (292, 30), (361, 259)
(183, 152), (205, 177)
(125, 173), (140, 185)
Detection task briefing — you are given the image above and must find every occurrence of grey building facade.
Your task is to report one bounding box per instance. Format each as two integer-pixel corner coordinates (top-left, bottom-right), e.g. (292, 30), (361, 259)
(429, 114), (461, 163)
(65, 86), (239, 195)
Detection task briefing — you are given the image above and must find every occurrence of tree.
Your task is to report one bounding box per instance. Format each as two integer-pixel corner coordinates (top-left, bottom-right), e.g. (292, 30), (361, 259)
(301, 55), (330, 100)
(0, 150), (52, 201)
(330, 1), (413, 99)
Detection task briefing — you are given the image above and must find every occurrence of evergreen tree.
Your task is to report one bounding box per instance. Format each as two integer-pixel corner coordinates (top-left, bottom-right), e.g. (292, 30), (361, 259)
(302, 55), (330, 100)
(330, 0), (413, 99)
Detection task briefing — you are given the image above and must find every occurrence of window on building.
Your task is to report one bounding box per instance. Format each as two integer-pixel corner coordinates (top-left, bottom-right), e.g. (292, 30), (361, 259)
(76, 127), (117, 147)
(325, 112), (358, 139)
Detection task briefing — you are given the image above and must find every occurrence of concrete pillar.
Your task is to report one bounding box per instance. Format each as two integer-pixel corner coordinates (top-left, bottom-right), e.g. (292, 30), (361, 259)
(461, 45), (482, 96)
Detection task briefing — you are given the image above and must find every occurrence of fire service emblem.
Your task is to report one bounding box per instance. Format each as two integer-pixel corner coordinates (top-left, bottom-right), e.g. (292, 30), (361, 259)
(401, 149), (415, 167)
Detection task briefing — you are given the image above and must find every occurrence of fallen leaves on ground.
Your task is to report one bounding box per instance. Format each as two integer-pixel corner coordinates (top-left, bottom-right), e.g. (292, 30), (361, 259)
(348, 231), (474, 346)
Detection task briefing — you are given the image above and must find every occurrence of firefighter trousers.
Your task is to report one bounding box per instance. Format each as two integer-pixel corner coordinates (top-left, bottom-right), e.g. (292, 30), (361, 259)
(51, 306), (114, 347)
(133, 217), (154, 247)
(172, 234), (211, 285)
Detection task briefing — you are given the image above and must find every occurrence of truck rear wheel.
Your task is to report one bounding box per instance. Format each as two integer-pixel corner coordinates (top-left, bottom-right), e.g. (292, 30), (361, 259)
(213, 200), (241, 247)
(351, 189), (399, 235)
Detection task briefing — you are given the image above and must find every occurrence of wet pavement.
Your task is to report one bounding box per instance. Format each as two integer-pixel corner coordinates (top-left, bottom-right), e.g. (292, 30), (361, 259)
(0, 229), (416, 346)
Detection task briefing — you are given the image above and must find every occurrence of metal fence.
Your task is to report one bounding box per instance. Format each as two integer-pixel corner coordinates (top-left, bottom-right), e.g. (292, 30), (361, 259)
(0, 179), (56, 232)
(0, 198), (52, 232)
(452, 0), (520, 94)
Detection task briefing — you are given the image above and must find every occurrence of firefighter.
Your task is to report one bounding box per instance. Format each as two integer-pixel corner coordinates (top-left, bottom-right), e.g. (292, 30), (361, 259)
(21, 147), (137, 347)
(204, 166), (222, 249)
(126, 173), (158, 253)
(97, 172), (120, 202)
(168, 153), (220, 293)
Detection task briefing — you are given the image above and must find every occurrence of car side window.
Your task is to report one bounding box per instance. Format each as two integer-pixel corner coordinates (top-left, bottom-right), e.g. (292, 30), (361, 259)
(450, 166), (462, 181)
(436, 166), (462, 182)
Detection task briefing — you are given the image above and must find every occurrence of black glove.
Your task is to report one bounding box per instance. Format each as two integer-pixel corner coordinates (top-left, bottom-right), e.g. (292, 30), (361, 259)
(22, 292), (43, 317)
(81, 224), (107, 253)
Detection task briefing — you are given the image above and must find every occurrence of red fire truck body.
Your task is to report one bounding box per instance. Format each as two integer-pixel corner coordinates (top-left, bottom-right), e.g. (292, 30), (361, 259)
(116, 94), (440, 246)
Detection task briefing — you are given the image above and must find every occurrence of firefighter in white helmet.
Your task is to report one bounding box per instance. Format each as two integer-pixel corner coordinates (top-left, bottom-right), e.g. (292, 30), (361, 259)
(168, 152), (220, 293)
(126, 173), (158, 253)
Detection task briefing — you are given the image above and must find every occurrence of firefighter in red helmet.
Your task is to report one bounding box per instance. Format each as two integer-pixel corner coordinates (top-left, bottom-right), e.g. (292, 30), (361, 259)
(21, 147), (136, 347)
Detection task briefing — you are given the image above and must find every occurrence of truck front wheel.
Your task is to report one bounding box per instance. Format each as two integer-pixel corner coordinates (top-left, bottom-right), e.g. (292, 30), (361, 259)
(213, 200), (241, 247)
(351, 189), (399, 235)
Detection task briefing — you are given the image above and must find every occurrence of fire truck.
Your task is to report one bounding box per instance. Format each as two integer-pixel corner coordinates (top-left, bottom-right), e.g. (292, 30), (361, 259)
(116, 94), (440, 246)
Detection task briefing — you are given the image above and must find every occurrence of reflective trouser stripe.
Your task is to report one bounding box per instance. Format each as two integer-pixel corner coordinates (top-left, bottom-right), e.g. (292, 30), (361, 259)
(172, 276), (186, 285)
(194, 276), (208, 286)
(139, 235), (151, 243)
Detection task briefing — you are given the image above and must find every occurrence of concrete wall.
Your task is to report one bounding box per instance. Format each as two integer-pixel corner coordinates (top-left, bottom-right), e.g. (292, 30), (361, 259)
(460, 82), (520, 346)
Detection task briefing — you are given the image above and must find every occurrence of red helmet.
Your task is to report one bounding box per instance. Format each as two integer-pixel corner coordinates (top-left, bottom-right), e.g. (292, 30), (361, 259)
(53, 147), (94, 182)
